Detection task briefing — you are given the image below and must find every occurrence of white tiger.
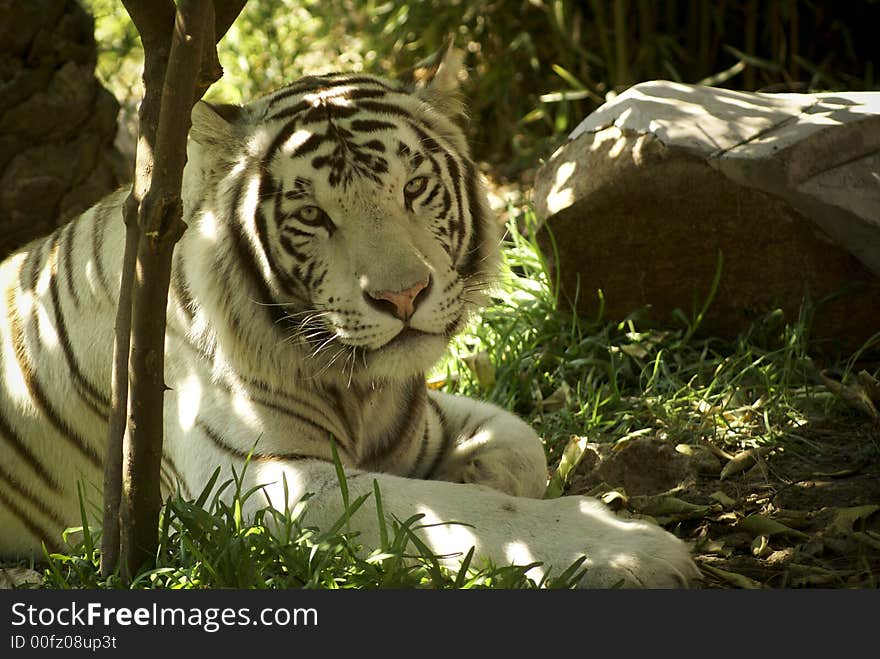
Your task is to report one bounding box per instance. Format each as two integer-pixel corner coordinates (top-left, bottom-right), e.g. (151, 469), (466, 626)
(0, 48), (699, 587)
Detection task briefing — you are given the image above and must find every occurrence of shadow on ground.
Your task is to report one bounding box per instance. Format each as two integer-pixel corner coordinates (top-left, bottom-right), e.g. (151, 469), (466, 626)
(566, 418), (880, 588)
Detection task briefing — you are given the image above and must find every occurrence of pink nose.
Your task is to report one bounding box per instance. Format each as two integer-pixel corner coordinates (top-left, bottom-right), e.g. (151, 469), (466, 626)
(366, 278), (430, 321)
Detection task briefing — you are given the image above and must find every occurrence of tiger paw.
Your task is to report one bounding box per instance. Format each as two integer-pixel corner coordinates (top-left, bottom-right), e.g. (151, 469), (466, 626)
(434, 446), (547, 498)
(538, 496), (701, 588)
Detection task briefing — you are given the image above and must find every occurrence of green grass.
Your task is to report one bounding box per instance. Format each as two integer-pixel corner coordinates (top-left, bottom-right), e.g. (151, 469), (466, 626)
(38, 455), (579, 590)
(437, 204), (848, 469)
(17, 201), (869, 590)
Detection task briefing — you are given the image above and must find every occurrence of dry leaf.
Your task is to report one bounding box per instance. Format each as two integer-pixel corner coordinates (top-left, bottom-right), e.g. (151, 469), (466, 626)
(720, 447), (771, 480)
(820, 370), (879, 419)
(709, 490), (738, 508)
(701, 564), (763, 589)
(828, 505), (880, 536)
(857, 370), (880, 405)
(852, 531), (880, 551)
(628, 494), (712, 523)
(751, 534), (771, 557)
(462, 351), (496, 390)
(772, 509), (812, 530)
(545, 435), (589, 499)
(538, 382), (570, 412)
(426, 372), (456, 390)
(0, 567), (42, 589)
(601, 490), (628, 507)
(737, 514), (809, 540)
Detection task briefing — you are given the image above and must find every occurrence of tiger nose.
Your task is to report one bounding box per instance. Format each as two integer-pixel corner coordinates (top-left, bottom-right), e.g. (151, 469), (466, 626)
(364, 277), (431, 321)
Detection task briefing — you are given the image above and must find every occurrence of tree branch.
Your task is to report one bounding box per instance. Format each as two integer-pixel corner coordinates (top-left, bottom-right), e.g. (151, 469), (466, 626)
(102, 0), (247, 580)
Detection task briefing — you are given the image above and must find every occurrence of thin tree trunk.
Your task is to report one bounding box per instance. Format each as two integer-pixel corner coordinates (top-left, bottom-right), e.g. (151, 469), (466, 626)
(101, 0), (247, 581)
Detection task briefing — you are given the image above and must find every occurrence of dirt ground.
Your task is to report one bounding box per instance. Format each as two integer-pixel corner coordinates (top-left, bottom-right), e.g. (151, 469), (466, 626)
(567, 418), (880, 588)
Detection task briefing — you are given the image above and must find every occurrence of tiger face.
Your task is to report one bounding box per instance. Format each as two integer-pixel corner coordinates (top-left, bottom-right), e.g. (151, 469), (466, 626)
(186, 50), (497, 380)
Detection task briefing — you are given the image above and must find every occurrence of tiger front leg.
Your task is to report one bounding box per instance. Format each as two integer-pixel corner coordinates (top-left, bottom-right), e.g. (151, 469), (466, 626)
(427, 391), (547, 498)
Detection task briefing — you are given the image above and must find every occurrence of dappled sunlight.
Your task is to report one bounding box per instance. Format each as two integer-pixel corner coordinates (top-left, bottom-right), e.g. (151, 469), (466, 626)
(303, 87), (356, 109)
(280, 128), (315, 155)
(454, 425), (493, 453)
(198, 209), (220, 241)
(568, 81), (809, 155)
(83, 261), (103, 300)
(34, 300), (59, 350)
(240, 173), (273, 281)
(175, 372), (202, 432)
(251, 461), (308, 515)
(577, 498), (649, 532)
(416, 503), (478, 563)
(545, 160), (577, 215)
(230, 386), (263, 431)
(503, 540), (544, 581)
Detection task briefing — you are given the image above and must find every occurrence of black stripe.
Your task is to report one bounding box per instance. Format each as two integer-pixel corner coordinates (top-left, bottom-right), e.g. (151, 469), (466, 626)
(23, 238), (45, 292)
(92, 203), (114, 301)
(440, 188), (452, 223)
(278, 234), (306, 263)
(161, 454), (193, 500)
(359, 380), (425, 470)
(266, 76), (397, 111)
(459, 160), (489, 279)
(287, 132), (326, 159)
(265, 99), (310, 123)
(421, 181), (442, 209)
(47, 236), (111, 418)
(0, 487), (61, 552)
(410, 413), (432, 478)
(443, 152), (467, 258)
(424, 395), (454, 479)
(266, 80), (330, 108)
(246, 376), (354, 451)
(7, 284), (102, 468)
(351, 119), (397, 132)
(299, 104), (359, 124)
(196, 419), (312, 463)
(361, 139), (386, 153)
(60, 221), (81, 309)
(356, 100), (414, 121)
(0, 409), (60, 491)
(170, 256), (197, 324)
(342, 87), (388, 101)
(265, 117), (310, 164)
(323, 384), (360, 453)
(224, 176), (290, 329)
(157, 463), (172, 494)
(0, 462), (67, 527)
(256, 173), (298, 295)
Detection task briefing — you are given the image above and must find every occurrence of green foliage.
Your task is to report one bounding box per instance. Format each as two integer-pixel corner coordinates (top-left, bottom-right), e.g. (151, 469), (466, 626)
(82, 0), (878, 176)
(40, 456), (580, 589)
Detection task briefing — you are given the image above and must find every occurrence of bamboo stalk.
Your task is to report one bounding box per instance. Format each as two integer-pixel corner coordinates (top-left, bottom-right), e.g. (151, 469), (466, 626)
(744, 0), (758, 89)
(612, 0), (630, 89)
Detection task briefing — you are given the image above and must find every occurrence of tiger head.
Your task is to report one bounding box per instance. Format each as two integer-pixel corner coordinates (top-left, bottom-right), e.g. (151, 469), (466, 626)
(183, 46), (499, 381)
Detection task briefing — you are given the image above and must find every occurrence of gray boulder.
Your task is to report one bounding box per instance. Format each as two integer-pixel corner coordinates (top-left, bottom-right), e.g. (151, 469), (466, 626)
(534, 81), (880, 351)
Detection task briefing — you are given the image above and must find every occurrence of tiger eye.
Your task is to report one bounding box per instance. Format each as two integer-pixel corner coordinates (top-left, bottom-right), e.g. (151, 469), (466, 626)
(404, 176), (429, 198)
(299, 206), (321, 222)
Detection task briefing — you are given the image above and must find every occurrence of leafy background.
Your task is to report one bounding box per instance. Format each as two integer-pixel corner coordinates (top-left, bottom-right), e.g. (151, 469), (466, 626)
(85, 0), (878, 177)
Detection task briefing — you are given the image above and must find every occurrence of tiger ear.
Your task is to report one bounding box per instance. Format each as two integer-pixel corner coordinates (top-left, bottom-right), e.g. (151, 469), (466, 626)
(190, 100), (247, 149)
(403, 37), (467, 120)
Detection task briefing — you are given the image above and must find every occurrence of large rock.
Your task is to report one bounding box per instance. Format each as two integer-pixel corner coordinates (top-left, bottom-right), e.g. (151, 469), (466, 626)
(534, 81), (880, 351)
(0, 0), (126, 259)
